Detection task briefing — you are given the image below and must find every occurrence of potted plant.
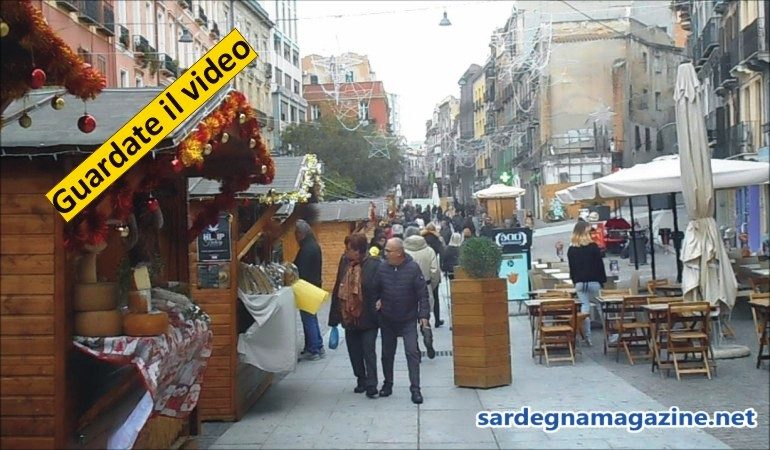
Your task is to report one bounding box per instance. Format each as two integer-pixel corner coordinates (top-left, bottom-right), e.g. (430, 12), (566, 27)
(451, 237), (511, 388)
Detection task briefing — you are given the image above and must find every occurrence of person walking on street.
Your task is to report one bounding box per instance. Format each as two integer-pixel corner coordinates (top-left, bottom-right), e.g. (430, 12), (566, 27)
(441, 233), (463, 280)
(329, 234), (381, 398)
(421, 224), (445, 327)
(404, 227), (440, 350)
(567, 221), (607, 346)
(375, 238), (430, 404)
(294, 220), (325, 360)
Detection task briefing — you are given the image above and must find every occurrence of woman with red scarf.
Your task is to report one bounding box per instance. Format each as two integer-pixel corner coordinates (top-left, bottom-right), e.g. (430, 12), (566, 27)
(329, 233), (382, 398)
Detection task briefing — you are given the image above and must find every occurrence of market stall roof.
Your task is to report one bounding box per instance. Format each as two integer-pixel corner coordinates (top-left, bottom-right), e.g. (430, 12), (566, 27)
(555, 155), (770, 204)
(188, 155), (323, 203)
(313, 199), (387, 223)
(0, 87), (229, 154)
(473, 183), (526, 199)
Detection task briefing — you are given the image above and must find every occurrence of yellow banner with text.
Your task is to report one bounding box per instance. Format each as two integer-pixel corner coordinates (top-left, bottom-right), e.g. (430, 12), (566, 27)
(46, 29), (257, 221)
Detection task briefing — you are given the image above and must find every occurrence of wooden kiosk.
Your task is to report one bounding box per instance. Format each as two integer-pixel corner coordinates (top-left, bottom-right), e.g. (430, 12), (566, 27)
(473, 184), (526, 226)
(187, 154), (325, 421)
(1, 59), (273, 450)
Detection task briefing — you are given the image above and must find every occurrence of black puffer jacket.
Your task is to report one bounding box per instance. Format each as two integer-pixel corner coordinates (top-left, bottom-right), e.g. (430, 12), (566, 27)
(374, 254), (430, 323)
(294, 234), (322, 287)
(329, 255), (380, 330)
(441, 245), (460, 274)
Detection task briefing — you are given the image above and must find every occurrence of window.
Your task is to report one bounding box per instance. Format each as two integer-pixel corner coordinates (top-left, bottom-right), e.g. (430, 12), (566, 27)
(145, 2), (153, 44)
(310, 74), (318, 85)
(157, 11), (165, 53)
(293, 80), (300, 95)
(655, 92), (661, 111)
(120, 69), (129, 88)
(132, 0), (141, 35)
(641, 88), (648, 109)
(284, 74), (291, 89)
(290, 106), (297, 123)
(645, 127), (651, 152)
(642, 51), (648, 72)
(281, 101), (289, 121)
(653, 51), (661, 74)
(293, 50), (299, 67)
(634, 125), (641, 151)
(284, 43), (291, 61)
(345, 71), (354, 82)
(311, 105), (320, 121)
(358, 100), (369, 121)
(97, 56), (107, 78)
(136, 75), (144, 87)
(275, 68), (283, 85)
(274, 36), (281, 53)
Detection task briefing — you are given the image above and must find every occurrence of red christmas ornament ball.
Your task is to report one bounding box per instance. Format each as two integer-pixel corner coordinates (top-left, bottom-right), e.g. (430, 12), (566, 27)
(171, 158), (183, 173)
(30, 68), (46, 89)
(147, 198), (160, 212)
(77, 114), (96, 133)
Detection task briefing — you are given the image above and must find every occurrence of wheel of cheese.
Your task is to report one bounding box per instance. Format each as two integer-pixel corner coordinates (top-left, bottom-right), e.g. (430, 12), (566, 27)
(127, 290), (151, 313)
(74, 283), (118, 311)
(123, 311), (168, 337)
(74, 310), (122, 337)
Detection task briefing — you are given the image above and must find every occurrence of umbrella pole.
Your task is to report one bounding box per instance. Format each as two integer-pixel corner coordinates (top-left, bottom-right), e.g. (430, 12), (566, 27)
(630, 199), (639, 271)
(670, 193), (682, 283)
(647, 195), (656, 279)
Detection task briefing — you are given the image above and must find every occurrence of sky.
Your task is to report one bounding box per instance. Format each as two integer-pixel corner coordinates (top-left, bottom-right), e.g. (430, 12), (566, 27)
(297, 1), (515, 144)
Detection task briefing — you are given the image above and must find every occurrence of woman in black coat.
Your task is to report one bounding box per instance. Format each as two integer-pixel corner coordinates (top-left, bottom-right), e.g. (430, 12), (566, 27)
(329, 233), (381, 397)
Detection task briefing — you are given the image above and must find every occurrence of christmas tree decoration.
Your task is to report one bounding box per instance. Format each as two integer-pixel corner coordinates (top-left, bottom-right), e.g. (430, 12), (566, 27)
(0, 20), (9, 38)
(221, 132), (229, 143)
(77, 114), (96, 133)
(51, 95), (65, 110)
(249, 138), (256, 149)
(261, 165), (268, 174)
(146, 197), (159, 212)
(18, 112), (32, 128)
(239, 113), (246, 124)
(203, 143), (213, 155)
(171, 158), (183, 173)
(30, 68), (46, 89)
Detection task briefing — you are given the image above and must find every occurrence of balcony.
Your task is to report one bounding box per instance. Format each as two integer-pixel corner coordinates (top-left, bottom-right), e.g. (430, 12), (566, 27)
(133, 35), (150, 54)
(56, 0), (79, 13)
(725, 121), (758, 157)
(209, 22), (220, 39)
(177, 0), (192, 10)
(97, 2), (114, 37)
(741, 19), (758, 61)
(196, 6), (209, 28)
(76, 0), (102, 26)
(701, 17), (719, 59)
(713, 0), (729, 14)
(118, 24), (129, 48)
(161, 54), (179, 78)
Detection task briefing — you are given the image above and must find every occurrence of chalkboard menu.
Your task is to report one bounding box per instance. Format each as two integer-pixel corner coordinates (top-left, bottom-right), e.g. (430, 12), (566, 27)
(197, 214), (232, 262)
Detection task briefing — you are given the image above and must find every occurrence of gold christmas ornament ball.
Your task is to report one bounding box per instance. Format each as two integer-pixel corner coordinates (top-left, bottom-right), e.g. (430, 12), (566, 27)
(51, 96), (65, 110)
(0, 21), (9, 38)
(261, 165), (268, 174)
(203, 143), (213, 155)
(19, 113), (32, 128)
(239, 113), (247, 124)
(221, 132), (229, 143)
(118, 226), (130, 238)
(249, 138), (256, 148)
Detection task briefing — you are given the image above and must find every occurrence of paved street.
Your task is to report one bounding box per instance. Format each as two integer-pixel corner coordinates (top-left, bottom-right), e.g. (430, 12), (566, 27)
(197, 220), (768, 449)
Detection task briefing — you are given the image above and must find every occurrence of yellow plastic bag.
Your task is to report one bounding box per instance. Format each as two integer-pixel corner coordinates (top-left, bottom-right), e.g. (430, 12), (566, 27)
(292, 279), (330, 314)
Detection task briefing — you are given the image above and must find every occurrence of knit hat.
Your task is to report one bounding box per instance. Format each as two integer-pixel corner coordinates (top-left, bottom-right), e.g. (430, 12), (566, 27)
(391, 224), (404, 236)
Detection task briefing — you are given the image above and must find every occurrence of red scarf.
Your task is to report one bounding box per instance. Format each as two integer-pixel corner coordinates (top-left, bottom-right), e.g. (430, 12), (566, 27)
(339, 260), (364, 326)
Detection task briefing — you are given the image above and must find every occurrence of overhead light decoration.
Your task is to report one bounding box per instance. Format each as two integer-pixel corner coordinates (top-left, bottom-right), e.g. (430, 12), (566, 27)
(439, 10), (451, 26)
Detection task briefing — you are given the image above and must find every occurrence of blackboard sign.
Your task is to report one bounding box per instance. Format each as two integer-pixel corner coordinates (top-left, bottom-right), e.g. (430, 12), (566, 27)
(197, 214), (232, 261)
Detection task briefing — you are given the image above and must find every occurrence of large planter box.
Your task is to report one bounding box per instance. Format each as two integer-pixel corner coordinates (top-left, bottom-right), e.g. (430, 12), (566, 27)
(450, 277), (512, 388)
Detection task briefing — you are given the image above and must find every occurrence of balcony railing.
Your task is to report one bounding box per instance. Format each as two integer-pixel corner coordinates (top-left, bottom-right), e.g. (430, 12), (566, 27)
(209, 22), (220, 39)
(701, 17), (718, 58)
(177, 0), (192, 10)
(726, 121), (759, 156)
(56, 0), (79, 13)
(196, 6), (209, 28)
(77, 0), (102, 26)
(741, 19), (759, 61)
(162, 54), (179, 77)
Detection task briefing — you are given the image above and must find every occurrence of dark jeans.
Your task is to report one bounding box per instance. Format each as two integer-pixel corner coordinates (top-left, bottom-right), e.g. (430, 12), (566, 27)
(300, 311), (323, 354)
(346, 327), (378, 388)
(381, 319), (420, 393)
(432, 284), (441, 324)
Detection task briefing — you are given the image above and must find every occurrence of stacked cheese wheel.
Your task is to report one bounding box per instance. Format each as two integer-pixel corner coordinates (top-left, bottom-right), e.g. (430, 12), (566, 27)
(73, 282), (122, 337)
(122, 267), (169, 337)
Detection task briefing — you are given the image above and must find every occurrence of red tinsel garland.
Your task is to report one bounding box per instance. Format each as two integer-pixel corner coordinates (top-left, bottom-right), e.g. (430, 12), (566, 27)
(0, 0), (106, 105)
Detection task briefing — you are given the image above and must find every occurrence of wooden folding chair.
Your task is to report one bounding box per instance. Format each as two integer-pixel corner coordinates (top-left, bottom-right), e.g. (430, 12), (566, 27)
(667, 302), (713, 380)
(647, 279), (671, 295)
(554, 283), (573, 289)
(750, 277), (770, 293)
(539, 290), (569, 299)
(616, 296), (652, 364)
(749, 293), (770, 346)
(538, 300), (577, 366)
(601, 288), (632, 297)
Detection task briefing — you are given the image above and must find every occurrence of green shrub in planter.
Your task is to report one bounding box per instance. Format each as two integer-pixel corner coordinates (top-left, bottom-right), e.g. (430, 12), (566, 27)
(459, 237), (502, 279)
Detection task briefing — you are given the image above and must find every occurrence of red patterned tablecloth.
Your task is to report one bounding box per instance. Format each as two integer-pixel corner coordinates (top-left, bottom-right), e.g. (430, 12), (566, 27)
(74, 288), (212, 418)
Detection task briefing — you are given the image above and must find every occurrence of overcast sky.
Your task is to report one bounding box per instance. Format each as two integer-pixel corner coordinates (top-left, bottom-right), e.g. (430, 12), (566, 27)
(297, 1), (514, 144)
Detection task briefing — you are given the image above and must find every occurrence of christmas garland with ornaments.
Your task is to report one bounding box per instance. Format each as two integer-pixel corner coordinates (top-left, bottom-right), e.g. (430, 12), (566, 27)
(0, 0), (105, 130)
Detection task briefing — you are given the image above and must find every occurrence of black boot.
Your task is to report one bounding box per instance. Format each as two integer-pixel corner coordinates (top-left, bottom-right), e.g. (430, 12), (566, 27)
(379, 383), (393, 397)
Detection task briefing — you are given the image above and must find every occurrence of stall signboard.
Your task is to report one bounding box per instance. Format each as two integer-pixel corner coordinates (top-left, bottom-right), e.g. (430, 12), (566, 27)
(482, 227), (533, 301)
(197, 214), (232, 261)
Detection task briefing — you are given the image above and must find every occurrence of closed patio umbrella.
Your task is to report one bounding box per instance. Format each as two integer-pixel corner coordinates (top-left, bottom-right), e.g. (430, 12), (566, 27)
(675, 63), (737, 308)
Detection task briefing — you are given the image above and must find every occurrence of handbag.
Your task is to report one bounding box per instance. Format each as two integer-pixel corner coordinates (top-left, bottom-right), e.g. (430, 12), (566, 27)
(329, 326), (340, 350)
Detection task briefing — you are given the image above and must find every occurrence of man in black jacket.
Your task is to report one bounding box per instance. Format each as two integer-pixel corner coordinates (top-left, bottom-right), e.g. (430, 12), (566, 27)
(294, 220), (324, 360)
(375, 238), (430, 404)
